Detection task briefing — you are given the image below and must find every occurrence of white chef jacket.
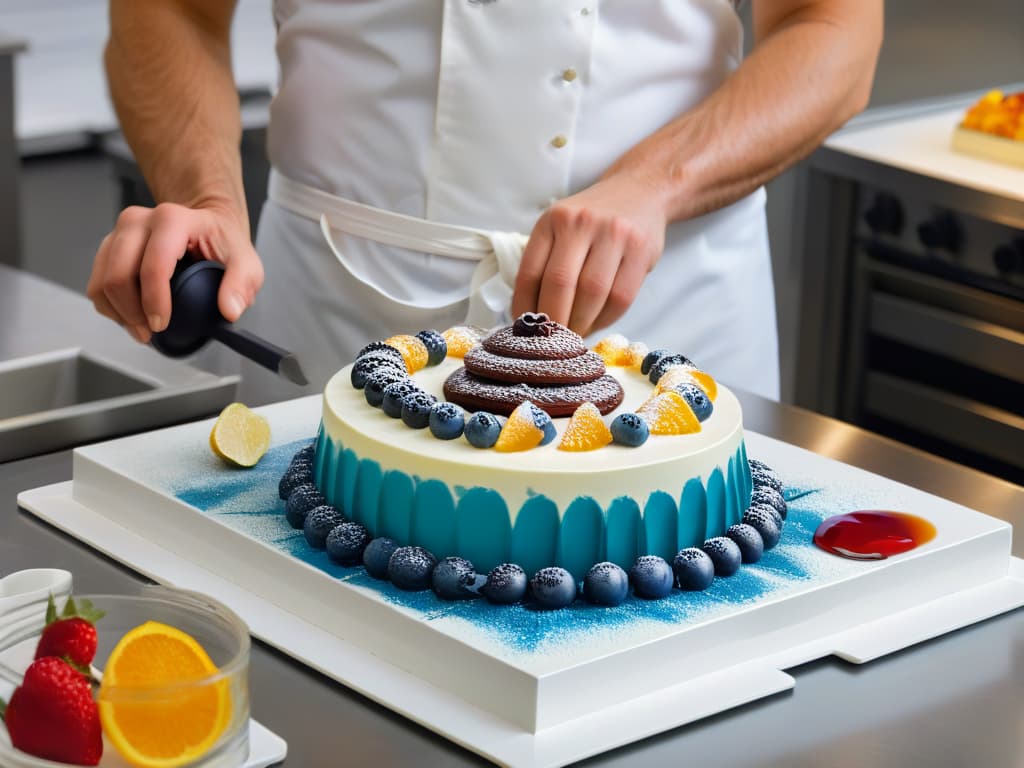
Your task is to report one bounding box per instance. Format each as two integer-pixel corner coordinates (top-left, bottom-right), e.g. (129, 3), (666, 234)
(220, 0), (780, 404)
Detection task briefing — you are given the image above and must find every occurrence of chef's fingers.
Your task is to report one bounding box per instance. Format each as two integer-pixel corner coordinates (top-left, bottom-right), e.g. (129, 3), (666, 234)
(568, 220), (627, 336)
(590, 238), (651, 333)
(216, 238), (264, 323)
(139, 205), (191, 333)
(537, 206), (593, 325)
(101, 208), (153, 343)
(87, 233), (121, 325)
(512, 215), (554, 318)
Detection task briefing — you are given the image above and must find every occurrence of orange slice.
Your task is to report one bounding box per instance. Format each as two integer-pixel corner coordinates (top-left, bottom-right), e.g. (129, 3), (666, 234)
(592, 334), (630, 366)
(558, 402), (613, 451)
(209, 403), (270, 468)
(636, 391), (701, 435)
(441, 326), (486, 358)
(98, 621), (231, 768)
(655, 367), (718, 401)
(494, 401), (545, 452)
(384, 334), (429, 373)
(620, 341), (649, 370)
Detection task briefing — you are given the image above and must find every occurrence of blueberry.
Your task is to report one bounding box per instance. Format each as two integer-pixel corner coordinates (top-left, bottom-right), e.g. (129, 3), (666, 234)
(285, 483), (326, 529)
(429, 402), (466, 440)
(525, 403), (556, 446)
(750, 485), (787, 520)
(702, 536), (742, 577)
(640, 348), (671, 376)
(431, 556), (479, 601)
(742, 507), (781, 549)
(325, 521), (372, 566)
(673, 547), (715, 591)
(629, 555), (674, 599)
(290, 443), (315, 471)
(749, 460), (783, 494)
(674, 383), (713, 421)
(356, 341), (404, 363)
(726, 523), (764, 564)
(303, 505), (345, 549)
(648, 353), (695, 385)
(416, 329), (448, 366)
(382, 381), (422, 418)
(540, 420), (557, 446)
(529, 567), (577, 610)
(351, 353), (406, 389)
(481, 563), (528, 604)
(364, 368), (409, 407)
(279, 463), (313, 501)
(387, 546), (438, 591)
(401, 392), (437, 429)
(583, 562), (630, 607)
(748, 501), (783, 531)
(464, 411), (502, 448)
(363, 537), (399, 579)
(610, 412), (650, 447)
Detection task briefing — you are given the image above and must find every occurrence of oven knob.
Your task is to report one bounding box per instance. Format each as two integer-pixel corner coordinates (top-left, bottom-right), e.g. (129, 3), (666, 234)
(993, 238), (1024, 274)
(863, 193), (904, 235)
(917, 212), (962, 253)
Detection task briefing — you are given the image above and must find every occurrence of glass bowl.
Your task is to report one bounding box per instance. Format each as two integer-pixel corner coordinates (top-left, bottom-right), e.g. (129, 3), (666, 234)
(0, 584), (250, 768)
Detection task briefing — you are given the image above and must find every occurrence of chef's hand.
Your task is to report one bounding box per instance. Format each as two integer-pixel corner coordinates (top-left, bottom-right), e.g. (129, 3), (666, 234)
(86, 203), (263, 344)
(511, 172), (666, 338)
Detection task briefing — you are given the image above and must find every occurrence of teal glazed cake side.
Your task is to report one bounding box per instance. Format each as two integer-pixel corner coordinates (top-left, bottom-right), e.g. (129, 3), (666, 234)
(313, 423), (752, 578)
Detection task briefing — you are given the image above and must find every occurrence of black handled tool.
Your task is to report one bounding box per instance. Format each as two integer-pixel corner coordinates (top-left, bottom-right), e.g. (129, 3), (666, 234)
(151, 257), (308, 385)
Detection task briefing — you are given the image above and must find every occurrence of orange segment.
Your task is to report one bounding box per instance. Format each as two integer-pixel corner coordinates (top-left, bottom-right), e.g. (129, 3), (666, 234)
(592, 334), (630, 366)
(98, 621), (231, 768)
(384, 334), (429, 373)
(655, 367), (718, 401)
(442, 326), (486, 358)
(209, 403), (270, 468)
(558, 402), (613, 451)
(621, 341), (649, 370)
(636, 391), (701, 435)
(494, 402), (545, 452)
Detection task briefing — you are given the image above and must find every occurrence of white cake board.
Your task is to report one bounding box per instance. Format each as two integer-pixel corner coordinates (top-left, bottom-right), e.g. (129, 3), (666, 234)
(16, 396), (1024, 768)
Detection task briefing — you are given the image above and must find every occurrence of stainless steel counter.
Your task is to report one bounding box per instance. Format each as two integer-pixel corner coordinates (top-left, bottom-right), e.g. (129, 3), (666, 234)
(2, 390), (1021, 767)
(0, 264), (237, 459)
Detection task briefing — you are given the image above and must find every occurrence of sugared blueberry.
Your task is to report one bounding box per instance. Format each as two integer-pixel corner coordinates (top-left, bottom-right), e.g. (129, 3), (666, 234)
(702, 536), (742, 576)
(726, 523), (764, 564)
(431, 556), (479, 601)
(279, 463), (313, 501)
(356, 341), (403, 363)
(540, 420), (557, 446)
(673, 547), (715, 591)
(648, 353), (695, 385)
(525, 403), (557, 446)
(290, 443), (315, 471)
(285, 483), (326, 529)
(748, 501), (783, 531)
(428, 401), (466, 440)
(629, 555), (674, 599)
(325, 521), (372, 566)
(303, 505), (345, 549)
(674, 383), (713, 421)
(481, 563), (528, 604)
(583, 562), (629, 607)
(415, 329), (448, 367)
(750, 485), (788, 520)
(464, 411), (503, 449)
(749, 460), (783, 493)
(382, 381), (422, 418)
(640, 348), (671, 376)
(351, 353), (405, 389)
(364, 368), (409, 407)
(363, 537), (399, 579)
(387, 546), (438, 591)
(529, 567), (577, 610)
(401, 392), (437, 429)
(610, 412), (650, 447)
(743, 507), (781, 549)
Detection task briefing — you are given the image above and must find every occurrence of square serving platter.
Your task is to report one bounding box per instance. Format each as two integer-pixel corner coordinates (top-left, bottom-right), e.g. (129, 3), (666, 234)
(17, 396), (1024, 767)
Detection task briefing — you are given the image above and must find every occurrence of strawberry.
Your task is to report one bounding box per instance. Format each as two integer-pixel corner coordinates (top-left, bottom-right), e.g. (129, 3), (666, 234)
(0, 657), (102, 765)
(35, 595), (105, 673)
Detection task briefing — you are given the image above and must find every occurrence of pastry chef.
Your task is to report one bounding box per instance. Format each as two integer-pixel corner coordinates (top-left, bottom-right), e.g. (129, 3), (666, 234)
(88, 0), (882, 402)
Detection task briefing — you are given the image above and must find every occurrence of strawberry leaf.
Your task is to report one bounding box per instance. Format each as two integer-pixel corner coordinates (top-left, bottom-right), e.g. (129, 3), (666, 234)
(0, 696), (6, 721)
(45, 593), (58, 625)
(56, 595), (105, 625)
(61, 655), (91, 677)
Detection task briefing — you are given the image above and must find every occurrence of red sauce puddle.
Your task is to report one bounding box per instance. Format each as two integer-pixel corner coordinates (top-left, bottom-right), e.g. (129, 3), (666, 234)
(813, 510), (936, 560)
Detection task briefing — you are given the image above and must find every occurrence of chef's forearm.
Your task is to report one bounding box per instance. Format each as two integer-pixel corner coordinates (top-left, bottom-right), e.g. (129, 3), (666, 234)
(607, 0), (882, 224)
(105, 0), (247, 224)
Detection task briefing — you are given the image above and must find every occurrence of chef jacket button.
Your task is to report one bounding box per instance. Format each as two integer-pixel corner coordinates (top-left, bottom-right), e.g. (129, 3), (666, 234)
(562, 68), (578, 82)
(551, 135), (568, 149)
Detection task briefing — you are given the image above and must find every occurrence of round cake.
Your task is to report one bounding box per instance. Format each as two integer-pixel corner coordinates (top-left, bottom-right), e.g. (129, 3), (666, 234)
(312, 319), (752, 581)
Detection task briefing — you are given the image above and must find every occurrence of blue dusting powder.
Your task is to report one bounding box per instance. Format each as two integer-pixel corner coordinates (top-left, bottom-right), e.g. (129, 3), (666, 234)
(173, 455), (845, 653)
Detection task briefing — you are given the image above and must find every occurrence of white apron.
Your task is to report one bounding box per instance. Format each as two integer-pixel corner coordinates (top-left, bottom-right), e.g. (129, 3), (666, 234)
(223, 0), (780, 404)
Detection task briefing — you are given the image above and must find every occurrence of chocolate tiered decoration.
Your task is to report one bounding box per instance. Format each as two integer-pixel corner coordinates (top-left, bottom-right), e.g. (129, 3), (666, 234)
(443, 313), (625, 417)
